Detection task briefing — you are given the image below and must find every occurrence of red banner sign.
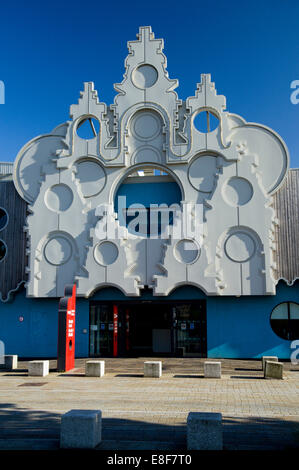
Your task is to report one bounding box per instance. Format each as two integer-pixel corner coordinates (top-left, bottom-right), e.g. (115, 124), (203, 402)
(113, 305), (118, 357)
(57, 284), (76, 372)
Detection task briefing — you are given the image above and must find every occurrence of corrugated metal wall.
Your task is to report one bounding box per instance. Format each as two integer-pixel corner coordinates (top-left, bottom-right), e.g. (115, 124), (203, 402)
(0, 162), (14, 176)
(273, 169), (299, 284)
(0, 181), (27, 301)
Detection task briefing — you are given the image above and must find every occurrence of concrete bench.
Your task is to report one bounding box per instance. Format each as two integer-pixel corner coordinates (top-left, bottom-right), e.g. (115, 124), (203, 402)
(0, 355), (18, 370)
(262, 356), (278, 371)
(264, 360), (283, 379)
(204, 361), (221, 378)
(28, 360), (49, 377)
(85, 361), (105, 377)
(187, 412), (223, 450)
(60, 409), (102, 448)
(144, 361), (162, 378)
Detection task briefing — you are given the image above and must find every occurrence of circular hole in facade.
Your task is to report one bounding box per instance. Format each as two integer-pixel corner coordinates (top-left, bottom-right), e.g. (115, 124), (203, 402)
(0, 208), (8, 231)
(194, 110), (220, 133)
(224, 231), (256, 263)
(45, 184), (73, 212)
(0, 240), (7, 262)
(223, 177), (253, 207)
(76, 117), (100, 140)
(94, 241), (119, 266)
(132, 64), (158, 89)
(114, 165), (182, 237)
(174, 239), (200, 264)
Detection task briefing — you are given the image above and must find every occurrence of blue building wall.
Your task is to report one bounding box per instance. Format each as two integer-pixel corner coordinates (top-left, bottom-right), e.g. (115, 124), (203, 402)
(0, 281), (297, 359)
(207, 280), (299, 359)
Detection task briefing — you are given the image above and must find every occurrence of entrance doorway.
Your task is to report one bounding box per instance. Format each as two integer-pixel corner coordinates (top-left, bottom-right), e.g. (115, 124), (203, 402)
(89, 300), (207, 357)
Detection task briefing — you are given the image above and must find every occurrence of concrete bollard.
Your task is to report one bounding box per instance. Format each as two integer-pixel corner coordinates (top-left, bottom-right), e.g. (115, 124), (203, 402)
(85, 361), (105, 377)
(28, 360), (49, 377)
(0, 355), (18, 370)
(187, 412), (223, 450)
(144, 361), (162, 378)
(204, 361), (221, 378)
(262, 356), (278, 371)
(60, 409), (102, 448)
(264, 361), (284, 379)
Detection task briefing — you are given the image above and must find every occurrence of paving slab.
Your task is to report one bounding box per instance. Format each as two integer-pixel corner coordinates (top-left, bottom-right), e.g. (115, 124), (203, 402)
(0, 358), (298, 450)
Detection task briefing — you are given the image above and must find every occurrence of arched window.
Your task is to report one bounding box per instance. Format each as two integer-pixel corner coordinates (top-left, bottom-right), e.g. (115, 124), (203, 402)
(270, 302), (299, 340)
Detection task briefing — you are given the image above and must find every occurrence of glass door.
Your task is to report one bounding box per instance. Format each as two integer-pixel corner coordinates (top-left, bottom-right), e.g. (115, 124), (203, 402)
(174, 302), (207, 356)
(89, 304), (113, 356)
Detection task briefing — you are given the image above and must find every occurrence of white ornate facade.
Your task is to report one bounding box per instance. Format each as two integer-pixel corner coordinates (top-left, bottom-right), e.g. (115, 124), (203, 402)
(13, 26), (289, 298)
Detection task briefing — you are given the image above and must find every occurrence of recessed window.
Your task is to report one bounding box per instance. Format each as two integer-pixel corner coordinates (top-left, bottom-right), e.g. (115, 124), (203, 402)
(194, 110), (220, 133)
(0, 240), (7, 262)
(0, 208), (8, 231)
(76, 117), (100, 140)
(270, 302), (299, 340)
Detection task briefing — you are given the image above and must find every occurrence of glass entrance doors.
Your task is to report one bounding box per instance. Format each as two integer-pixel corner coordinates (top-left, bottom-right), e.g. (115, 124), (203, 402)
(89, 300), (207, 357)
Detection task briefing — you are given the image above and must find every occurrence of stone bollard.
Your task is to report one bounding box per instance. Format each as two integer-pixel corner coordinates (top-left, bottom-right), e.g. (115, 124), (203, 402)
(262, 356), (278, 371)
(187, 412), (223, 450)
(0, 355), (18, 370)
(60, 409), (102, 448)
(28, 360), (49, 377)
(204, 361), (221, 378)
(264, 361), (284, 379)
(144, 361), (162, 378)
(85, 361), (105, 377)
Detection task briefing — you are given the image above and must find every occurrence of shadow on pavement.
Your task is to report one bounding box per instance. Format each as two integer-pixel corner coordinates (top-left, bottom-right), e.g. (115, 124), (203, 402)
(0, 403), (298, 450)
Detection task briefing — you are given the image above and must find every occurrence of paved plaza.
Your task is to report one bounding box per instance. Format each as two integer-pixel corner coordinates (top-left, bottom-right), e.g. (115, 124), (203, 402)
(0, 358), (298, 450)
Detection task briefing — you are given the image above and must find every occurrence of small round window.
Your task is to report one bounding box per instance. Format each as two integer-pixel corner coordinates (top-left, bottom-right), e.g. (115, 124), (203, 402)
(0, 240), (7, 262)
(0, 208), (8, 231)
(194, 110), (220, 133)
(76, 117), (100, 140)
(270, 302), (299, 340)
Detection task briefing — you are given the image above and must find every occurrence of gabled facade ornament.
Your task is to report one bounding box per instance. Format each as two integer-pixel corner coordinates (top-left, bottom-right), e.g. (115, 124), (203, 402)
(13, 26), (289, 298)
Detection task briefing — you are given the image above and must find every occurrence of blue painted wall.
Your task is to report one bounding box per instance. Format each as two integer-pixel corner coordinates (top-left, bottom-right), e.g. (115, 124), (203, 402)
(0, 281), (297, 359)
(0, 288), (89, 358)
(207, 281), (299, 359)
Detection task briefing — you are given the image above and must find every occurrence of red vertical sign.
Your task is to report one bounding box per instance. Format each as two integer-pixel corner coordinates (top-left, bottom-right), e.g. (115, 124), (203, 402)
(113, 305), (118, 357)
(57, 284), (76, 372)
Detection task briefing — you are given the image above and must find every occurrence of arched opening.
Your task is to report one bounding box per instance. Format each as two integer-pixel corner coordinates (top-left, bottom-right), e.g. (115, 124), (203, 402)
(114, 165), (182, 237)
(88, 285), (207, 358)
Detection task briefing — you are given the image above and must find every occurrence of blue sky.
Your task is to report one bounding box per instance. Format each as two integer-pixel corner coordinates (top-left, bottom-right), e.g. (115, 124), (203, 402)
(0, 0), (298, 165)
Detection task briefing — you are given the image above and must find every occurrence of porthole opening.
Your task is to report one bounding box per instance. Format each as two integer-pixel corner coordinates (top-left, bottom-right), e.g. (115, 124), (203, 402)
(194, 110), (220, 133)
(270, 302), (299, 340)
(0, 240), (7, 262)
(114, 166), (182, 237)
(0, 208), (8, 231)
(76, 117), (100, 140)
